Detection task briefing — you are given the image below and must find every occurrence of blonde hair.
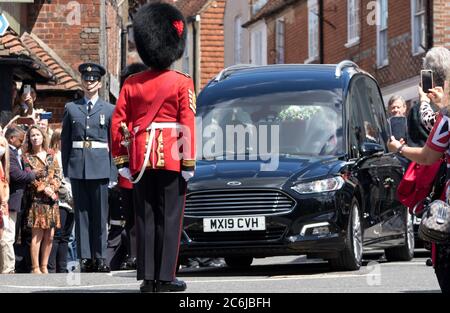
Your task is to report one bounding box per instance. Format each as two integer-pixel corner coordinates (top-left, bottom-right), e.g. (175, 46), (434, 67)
(0, 136), (10, 183)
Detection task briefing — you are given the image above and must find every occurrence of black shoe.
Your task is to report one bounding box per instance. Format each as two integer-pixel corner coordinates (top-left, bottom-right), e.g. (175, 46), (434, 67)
(140, 280), (155, 293)
(80, 259), (94, 273)
(155, 279), (187, 292)
(95, 259), (111, 273)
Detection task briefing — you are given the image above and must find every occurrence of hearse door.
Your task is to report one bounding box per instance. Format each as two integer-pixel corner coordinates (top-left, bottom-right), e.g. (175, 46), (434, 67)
(348, 77), (383, 244)
(364, 77), (406, 240)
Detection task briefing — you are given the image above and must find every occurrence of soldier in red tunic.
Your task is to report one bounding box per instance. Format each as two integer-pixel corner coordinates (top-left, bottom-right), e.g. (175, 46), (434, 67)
(110, 3), (195, 293)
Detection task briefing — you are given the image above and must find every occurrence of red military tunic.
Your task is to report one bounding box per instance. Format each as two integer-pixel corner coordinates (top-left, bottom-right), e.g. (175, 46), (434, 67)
(111, 69), (196, 176)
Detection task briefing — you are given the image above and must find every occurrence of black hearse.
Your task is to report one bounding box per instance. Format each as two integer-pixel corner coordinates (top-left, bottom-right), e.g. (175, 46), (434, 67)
(179, 62), (414, 271)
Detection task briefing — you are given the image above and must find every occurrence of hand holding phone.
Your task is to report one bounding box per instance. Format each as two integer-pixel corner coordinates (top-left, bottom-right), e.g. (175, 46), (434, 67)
(24, 84), (31, 97)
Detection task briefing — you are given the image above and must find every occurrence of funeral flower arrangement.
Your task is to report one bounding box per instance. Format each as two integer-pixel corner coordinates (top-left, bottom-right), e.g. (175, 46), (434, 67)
(278, 106), (320, 121)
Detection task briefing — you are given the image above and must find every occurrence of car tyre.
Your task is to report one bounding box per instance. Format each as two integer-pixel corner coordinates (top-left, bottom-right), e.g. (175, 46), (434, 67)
(329, 199), (363, 271)
(224, 256), (254, 269)
(384, 209), (415, 262)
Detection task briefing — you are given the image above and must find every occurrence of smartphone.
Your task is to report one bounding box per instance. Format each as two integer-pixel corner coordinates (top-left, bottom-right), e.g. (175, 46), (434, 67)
(24, 84), (31, 96)
(39, 112), (53, 120)
(421, 70), (434, 93)
(388, 116), (408, 141)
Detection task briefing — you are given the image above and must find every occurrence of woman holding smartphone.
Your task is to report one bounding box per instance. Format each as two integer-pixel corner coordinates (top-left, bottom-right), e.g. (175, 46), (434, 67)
(22, 126), (61, 274)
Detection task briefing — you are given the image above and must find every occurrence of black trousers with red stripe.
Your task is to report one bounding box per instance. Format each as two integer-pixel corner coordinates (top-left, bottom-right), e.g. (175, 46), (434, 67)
(134, 170), (186, 281)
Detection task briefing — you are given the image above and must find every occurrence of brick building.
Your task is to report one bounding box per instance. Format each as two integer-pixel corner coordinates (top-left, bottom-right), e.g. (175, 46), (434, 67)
(173, 0), (226, 92)
(241, 0), (450, 105)
(0, 0), (128, 123)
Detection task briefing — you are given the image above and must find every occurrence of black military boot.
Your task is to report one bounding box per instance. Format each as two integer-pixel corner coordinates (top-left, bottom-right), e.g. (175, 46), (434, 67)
(95, 259), (111, 273)
(155, 278), (187, 292)
(80, 259), (94, 273)
(140, 280), (156, 293)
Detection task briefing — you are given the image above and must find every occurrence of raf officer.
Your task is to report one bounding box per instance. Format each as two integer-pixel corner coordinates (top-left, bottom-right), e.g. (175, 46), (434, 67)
(61, 63), (115, 272)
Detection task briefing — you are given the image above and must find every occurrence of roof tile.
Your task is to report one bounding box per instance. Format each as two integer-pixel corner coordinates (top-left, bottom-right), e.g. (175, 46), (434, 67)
(21, 32), (82, 91)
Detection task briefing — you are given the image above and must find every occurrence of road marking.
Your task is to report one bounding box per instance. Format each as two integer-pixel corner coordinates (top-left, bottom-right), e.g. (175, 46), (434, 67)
(1, 273), (381, 290)
(2, 283), (139, 290)
(185, 273), (380, 284)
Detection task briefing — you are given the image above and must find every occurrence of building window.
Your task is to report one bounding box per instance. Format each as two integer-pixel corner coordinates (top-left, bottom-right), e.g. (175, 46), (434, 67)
(411, 0), (427, 55)
(377, 0), (388, 68)
(347, 0), (360, 46)
(275, 18), (285, 64)
(307, 0), (319, 62)
(234, 16), (242, 64)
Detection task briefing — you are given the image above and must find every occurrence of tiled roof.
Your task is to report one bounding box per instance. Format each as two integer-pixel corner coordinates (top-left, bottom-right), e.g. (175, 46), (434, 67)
(244, 0), (300, 27)
(175, 0), (210, 18)
(0, 27), (56, 83)
(21, 32), (81, 91)
(0, 28), (30, 57)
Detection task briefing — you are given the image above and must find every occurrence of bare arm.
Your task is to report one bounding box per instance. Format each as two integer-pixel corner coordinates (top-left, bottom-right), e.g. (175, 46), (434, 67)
(388, 136), (443, 165)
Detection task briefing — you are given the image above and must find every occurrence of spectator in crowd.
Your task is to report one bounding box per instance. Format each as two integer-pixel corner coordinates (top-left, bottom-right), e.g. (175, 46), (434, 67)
(408, 47), (450, 147)
(388, 95), (407, 117)
(388, 74), (450, 294)
(7, 81), (39, 128)
(0, 136), (10, 254)
(48, 129), (74, 273)
(38, 119), (53, 148)
(22, 126), (61, 274)
(1, 127), (41, 274)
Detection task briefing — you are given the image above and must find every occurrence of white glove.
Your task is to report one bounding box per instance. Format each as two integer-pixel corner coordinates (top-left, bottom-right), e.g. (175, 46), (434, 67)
(108, 181), (118, 189)
(118, 167), (132, 180)
(182, 171), (194, 182)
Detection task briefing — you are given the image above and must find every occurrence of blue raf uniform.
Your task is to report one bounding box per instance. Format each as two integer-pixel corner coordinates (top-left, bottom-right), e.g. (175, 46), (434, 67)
(61, 62), (115, 272)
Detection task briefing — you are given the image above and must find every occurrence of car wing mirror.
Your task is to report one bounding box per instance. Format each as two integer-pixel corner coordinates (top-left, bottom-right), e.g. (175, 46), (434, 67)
(360, 142), (385, 157)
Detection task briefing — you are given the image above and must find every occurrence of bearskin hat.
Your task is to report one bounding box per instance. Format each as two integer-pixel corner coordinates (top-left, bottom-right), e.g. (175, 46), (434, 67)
(132, 3), (187, 70)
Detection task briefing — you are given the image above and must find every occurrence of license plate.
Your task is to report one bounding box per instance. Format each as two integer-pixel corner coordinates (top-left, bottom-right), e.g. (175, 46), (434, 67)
(203, 216), (266, 232)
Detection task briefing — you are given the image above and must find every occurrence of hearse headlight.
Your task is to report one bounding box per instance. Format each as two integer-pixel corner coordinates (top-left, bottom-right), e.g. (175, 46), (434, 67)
(291, 177), (345, 194)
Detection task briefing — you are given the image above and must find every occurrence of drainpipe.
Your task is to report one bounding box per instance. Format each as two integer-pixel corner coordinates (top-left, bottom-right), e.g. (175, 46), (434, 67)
(318, 0), (324, 64)
(426, 0), (433, 48)
(99, 0), (109, 101)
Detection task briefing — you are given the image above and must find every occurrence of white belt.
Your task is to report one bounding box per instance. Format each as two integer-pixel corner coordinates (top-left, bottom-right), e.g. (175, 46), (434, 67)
(72, 141), (109, 149)
(110, 220), (126, 227)
(131, 122), (180, 184)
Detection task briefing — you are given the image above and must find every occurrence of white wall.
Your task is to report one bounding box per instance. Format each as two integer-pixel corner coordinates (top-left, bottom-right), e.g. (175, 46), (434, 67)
(224, 0), (251, 67)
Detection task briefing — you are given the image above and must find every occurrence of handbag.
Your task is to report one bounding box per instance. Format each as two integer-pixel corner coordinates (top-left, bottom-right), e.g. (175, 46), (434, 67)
(418, 200), (450, 244)
(397, 158), (446, 214)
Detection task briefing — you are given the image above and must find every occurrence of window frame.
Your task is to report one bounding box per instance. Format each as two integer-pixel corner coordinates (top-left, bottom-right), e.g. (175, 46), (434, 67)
(376, 0), (389, 68)
(411, 0), (427, 56)
(275, 18), (285, 64)
(234, 15), (242, 64)
(305, 0), (319, 63)
(346, 0), (360, 48)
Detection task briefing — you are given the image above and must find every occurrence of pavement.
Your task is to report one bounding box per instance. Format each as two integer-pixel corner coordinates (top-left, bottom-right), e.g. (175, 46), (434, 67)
(0, 250), (441, 294)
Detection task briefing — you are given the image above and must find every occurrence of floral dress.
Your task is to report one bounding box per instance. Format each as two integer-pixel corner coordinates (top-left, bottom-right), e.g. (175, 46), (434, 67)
(23, 150), (61, 229)
(0, 165), (8, 230)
